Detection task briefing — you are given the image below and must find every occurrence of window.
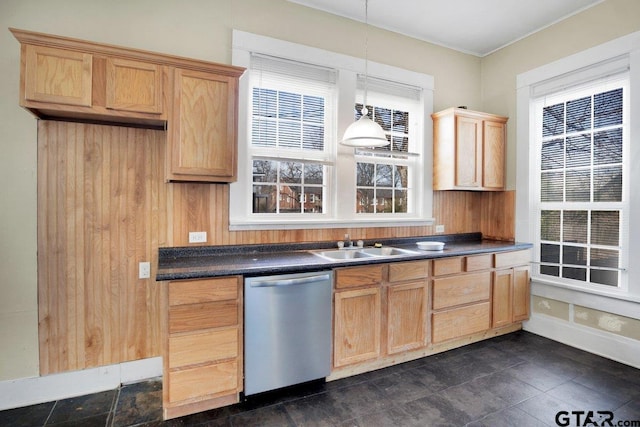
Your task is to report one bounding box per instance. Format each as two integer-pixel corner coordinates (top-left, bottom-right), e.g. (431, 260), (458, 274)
(231, 30), (434, 229)
(354, 77), (421, 215)
(249, 54), (335, 216)
(532, 76), (629, 289)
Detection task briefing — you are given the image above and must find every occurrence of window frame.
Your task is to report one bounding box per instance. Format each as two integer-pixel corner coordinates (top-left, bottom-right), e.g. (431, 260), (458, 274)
(516, 31), (640, 301)
(230, 30), (434, 230)
(530, 76), (629, 292)
(353, 81), (422, 217)
(248, 55), (336, 219)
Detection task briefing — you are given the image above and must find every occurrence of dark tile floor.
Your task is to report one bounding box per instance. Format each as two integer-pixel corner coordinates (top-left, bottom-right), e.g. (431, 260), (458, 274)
(2, 331), (640, 426)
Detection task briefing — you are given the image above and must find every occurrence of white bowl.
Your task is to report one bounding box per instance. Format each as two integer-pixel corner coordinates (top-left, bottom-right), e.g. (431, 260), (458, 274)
(416, 241), (445, 251)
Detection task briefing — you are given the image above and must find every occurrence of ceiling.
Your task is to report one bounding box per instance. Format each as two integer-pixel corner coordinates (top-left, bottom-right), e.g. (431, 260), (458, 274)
(288, 0), (604, 57)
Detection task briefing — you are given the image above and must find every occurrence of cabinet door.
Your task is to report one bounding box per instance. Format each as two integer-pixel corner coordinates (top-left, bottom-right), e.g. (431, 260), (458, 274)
(483, 120), (506, 189)
(455, 115), (482, 188)
(334, 287), (381, 367)
(492, 269), (513, 328)
(387, 281), (428, 354)
(168, 68), (238, 182)
(24, 44), (92, 107)
(513, 266), (531, 321)
(106, 57), (163, 114)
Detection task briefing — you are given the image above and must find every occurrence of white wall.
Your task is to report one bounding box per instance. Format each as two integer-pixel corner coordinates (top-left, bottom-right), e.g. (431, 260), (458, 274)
(0, 0), (480, 382)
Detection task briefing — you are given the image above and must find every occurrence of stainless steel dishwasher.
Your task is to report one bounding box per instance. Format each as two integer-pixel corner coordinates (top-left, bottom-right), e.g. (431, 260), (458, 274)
(244, 270), (332, 396)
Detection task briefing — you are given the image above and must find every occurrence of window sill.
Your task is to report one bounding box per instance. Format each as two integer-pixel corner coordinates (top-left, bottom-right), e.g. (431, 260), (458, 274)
(229, 217), (435, 231)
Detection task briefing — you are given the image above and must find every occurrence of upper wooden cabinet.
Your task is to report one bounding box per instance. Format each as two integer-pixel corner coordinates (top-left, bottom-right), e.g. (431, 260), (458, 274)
(432, 107), (508, 191)
(105, 57), (163, 114)
(166, 68), (238, 182)
(24, 44), (93, 107)
(11, 28), (244, 183)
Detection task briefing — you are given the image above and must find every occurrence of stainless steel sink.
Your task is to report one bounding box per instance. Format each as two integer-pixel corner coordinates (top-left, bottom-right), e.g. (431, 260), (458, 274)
(313, 250), (376, 260)
(311, 246), (419, 261)
(359, 247), (418, 257)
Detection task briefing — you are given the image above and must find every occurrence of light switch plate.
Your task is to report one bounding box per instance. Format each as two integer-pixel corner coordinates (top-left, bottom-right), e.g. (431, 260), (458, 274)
(435, 224), (445, 233)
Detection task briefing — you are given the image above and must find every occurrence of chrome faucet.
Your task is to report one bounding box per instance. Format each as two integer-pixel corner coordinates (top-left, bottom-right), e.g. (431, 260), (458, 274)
(344, 233), (352, 248)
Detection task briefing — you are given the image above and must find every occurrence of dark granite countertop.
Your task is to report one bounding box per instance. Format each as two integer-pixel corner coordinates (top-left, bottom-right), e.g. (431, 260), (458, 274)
(156, 233), (533, 281)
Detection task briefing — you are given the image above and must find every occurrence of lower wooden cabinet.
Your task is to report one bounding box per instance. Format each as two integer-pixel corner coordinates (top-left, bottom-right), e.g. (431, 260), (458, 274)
(513, 266), (531, 321)
(492, 269), (514, 328)
(333, 286), (382, 368)
(387, 280), (428, 354)
(163, 276), (242, 420)
(333, 261), (429, 369)
(431, 270), (492, 343)
(492, 256), (531, 328)
(430, 250), (530, 344)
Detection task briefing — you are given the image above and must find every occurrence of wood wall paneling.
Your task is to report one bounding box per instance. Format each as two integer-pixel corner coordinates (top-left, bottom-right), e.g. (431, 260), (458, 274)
(38, 121), (165, 374)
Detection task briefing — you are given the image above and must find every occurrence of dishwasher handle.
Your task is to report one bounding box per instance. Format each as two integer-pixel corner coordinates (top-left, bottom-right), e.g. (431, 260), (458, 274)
(249, 273), (331, 288)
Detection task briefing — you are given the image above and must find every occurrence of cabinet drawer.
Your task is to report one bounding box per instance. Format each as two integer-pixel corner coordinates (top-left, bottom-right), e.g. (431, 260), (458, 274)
(495, 250), (531, 268)
(432, 302), (491, 343)
(432, 257), (463, 276)
(168, 360), (238, 403)
(169, 301), (237, 333)
(465, 254), (493, 272)
(432, 272), (491, 310)
(169, 277), (239, 306)
(335, 265), (384, 289)
(388, 260), (429, 283)
(169, 328), (238, 369)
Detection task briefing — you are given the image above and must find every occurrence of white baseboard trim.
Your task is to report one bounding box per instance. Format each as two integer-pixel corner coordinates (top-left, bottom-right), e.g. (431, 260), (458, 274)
(0, 357), (162, 411)
(524, 314), (640, 369)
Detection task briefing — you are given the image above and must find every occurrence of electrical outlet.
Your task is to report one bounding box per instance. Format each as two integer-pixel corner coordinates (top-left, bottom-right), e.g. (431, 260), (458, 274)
(189, 231), (207, 243)
(435, 224), (445, 233)
(139, 262), (150, 279)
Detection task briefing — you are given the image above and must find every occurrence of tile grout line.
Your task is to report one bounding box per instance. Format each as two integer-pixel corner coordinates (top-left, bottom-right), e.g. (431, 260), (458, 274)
(108, 386), (122, 427)
(42, 400), (57, 426)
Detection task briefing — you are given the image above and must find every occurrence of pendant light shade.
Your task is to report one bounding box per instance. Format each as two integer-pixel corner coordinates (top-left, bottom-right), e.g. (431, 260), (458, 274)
(340, 0), (390, 148)
(341, 107), (388, 147)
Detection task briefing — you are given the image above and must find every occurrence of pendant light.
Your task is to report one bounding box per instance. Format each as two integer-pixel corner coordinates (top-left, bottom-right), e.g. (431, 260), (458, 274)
(341, 0), (389, 148)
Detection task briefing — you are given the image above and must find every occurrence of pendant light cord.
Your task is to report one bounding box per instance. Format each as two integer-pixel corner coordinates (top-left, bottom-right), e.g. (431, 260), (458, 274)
(363, 0), (369, 115)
